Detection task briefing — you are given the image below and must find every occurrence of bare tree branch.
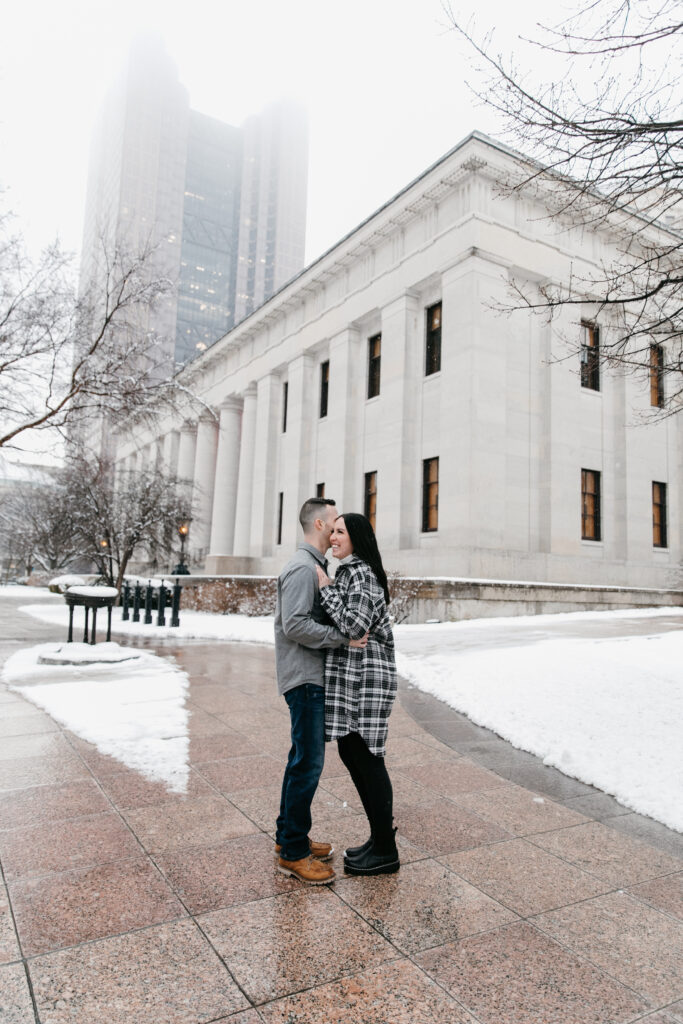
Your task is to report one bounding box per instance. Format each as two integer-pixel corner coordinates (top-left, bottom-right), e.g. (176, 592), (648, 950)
(445, 0), (683, 414)
(0, 210), (187, 448)
(0, 451), (194, 587)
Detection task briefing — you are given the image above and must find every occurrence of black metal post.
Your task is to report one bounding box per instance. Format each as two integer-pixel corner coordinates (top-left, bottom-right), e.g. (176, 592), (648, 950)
(68, 605), (74, 643)
(90, 606), (98, 645)
(170, 580), (181, 627)
(157, 581), (166, 627)
(82, 606), (90, 643)
(132, 582), (141, 622)
(122, 581), (130, 621)
(144, 581), (153, 624)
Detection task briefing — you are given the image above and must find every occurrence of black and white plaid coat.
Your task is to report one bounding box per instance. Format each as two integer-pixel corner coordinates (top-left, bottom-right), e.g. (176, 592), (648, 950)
(319, 556), (397, 757)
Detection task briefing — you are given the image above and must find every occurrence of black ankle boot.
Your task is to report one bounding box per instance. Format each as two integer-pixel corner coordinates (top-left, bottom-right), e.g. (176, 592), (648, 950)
(343, 829), (399, 876)
(343, 836), (373, 860)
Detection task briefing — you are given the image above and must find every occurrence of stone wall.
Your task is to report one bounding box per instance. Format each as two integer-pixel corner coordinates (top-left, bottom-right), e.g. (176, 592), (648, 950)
(168, 574), (683, 624)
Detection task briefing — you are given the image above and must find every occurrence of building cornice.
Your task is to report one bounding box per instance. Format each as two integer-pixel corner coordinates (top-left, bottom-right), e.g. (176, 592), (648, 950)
(177, 129), (680, 389)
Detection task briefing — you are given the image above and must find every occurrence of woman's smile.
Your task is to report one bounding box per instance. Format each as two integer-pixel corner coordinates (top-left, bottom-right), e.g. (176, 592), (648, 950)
(330, 517), (353, 560)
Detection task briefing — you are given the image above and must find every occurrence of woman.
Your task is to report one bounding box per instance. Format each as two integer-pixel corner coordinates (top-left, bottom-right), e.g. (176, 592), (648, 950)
(315, 513), (399, 875)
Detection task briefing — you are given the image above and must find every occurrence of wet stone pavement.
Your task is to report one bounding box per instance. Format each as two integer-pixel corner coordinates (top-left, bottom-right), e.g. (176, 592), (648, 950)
(0, 598), (681, 1024)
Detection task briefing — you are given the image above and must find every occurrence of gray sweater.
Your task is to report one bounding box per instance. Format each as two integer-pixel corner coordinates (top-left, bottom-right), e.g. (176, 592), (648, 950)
(274, 542), (348, 696)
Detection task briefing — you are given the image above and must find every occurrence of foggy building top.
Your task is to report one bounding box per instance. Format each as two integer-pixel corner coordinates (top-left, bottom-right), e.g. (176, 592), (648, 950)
(79, 35), (308, 371)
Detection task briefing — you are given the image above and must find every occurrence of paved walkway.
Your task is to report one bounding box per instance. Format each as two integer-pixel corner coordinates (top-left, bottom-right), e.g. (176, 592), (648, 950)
(1, 595), (681, 1023)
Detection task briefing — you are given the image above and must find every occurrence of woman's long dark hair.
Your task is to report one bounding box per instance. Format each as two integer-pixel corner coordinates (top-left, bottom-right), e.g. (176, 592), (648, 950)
(338, 513), (390, 605)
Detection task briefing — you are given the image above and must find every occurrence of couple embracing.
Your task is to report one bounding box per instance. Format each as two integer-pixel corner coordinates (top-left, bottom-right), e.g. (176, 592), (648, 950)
(273, 496), (398, 884)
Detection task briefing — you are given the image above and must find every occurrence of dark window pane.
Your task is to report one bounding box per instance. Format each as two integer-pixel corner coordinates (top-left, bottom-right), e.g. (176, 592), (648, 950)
(316, 482), (325, 498)
(425, 302), (442, 376)
(580, 323), (600, 391)
(650, 345), (664, 407)
(653, 481), (667, 547)
(364, 471), (377, 530)
(282, 381), (288, 433)
(581, 469), (601, 541)
(367, 333), (381, 399)
(320, 360), (329, 418)
(422, 457), (439, 532)
(277, 492), (284, 545)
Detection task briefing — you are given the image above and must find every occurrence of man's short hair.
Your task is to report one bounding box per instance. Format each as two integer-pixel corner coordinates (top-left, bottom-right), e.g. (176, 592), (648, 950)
(299, 496), (337, 533)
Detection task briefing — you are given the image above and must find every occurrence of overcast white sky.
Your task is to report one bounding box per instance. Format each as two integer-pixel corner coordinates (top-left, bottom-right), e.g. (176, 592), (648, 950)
(1, 0), (563, 264)
(1, 0), (568, 464)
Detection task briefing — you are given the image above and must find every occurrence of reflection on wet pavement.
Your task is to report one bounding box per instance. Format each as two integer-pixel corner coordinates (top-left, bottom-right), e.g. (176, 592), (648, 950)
(0, 595), (680, 1024)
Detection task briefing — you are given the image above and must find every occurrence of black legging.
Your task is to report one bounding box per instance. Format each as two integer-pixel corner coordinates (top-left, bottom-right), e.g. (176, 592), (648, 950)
(337, 732), (394, 853)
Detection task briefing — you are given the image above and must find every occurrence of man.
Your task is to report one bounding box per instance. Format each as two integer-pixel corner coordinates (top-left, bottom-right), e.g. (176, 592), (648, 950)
(274, 496), (367, 884)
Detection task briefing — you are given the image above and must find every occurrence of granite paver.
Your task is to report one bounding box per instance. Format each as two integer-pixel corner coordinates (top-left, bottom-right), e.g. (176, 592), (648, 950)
(1, 595), (681, 1024)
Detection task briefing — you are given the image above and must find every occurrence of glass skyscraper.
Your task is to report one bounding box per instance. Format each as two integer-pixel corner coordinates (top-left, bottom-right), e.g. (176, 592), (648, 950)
(79, 35), (308, 375)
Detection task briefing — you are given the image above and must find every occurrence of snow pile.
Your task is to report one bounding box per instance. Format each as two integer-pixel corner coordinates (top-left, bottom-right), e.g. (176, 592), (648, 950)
(49, 575), (86, 592)
(4, 643), (190, 792)
(66, 585), (119, 599)
(37, 642), (142, 665)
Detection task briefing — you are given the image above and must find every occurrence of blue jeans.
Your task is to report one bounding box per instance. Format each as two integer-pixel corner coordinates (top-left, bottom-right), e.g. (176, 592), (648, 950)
(275, 683), (325, 861)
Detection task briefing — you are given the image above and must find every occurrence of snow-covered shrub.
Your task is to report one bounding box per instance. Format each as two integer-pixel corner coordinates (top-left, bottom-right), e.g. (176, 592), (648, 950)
(180, 577), (277, 616)
(388, 572), (421, 624)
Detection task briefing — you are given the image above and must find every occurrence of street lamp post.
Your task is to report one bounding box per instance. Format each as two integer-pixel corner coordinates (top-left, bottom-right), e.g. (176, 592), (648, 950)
(99, 538), (114, 586)
(173, 519), (191, 575)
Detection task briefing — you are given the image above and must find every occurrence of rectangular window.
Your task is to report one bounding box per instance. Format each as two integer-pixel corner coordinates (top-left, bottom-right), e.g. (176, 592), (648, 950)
(581, 469), (601, 541)
(282, 382), (288, 432)
(425, 302), (442, 376)
(422, 457), (439, 532)
(653, 481), (668, 548)
(364, 471), (377, 530)
(580, 322), (600, 391)
(650, 344), (664, 407)
(319, 360), (329, 418)
(367, 333), (381, 399)
(316, 482), (325, 498)
(277, 492), (284, 545)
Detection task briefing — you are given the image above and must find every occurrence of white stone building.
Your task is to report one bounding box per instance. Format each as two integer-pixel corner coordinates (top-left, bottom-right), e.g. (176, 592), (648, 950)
(116, 132), (682, 588)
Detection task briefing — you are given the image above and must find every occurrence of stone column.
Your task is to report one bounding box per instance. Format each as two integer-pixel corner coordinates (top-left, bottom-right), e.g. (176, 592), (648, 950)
(326, 328), (362, 512)
(233, 385), (258, 556)
(208, 397), (243, 557)
(278, 355), (316, 550)
(152, 437), (164, 471)
(375, 293), (420, 550)
(191, 411), (219, 557)
(249, 374), (280, 557)
(176, 420), (197, 484)
(162, 429), (180, 475)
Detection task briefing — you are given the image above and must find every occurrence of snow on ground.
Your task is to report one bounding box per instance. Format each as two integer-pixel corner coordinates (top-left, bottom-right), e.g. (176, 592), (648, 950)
(12, 598), (683, 831)
(0, 585), (59, 598)
(395, 632), (683, 832)
(3, 642), (191, 792)
(19, 601), (274, 644)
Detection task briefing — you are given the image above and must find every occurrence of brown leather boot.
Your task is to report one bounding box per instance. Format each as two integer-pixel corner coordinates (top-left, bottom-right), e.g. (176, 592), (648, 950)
(277, 854), (336, 885)
(275, 841), (334, 862)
